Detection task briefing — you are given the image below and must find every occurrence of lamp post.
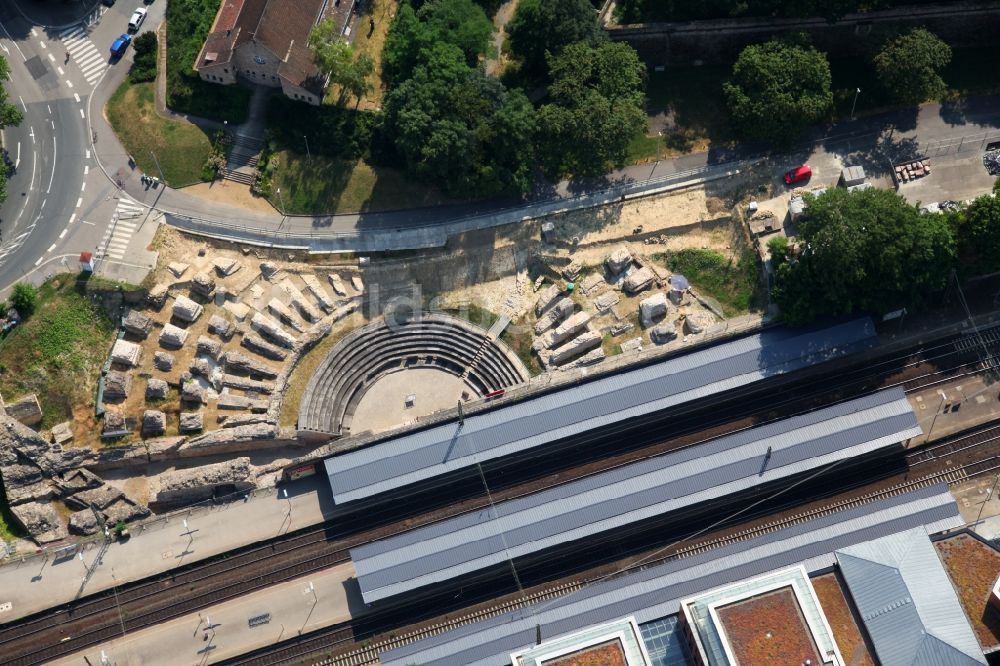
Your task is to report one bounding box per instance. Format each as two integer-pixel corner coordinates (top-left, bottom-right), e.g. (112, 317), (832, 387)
(850, 87), (861, 121)
(276, 188), (286, 232)
(303, 134), (311, 161)
(110, 569), (127, 640)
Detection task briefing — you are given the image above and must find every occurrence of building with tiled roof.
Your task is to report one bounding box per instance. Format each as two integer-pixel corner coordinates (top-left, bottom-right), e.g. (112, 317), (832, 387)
(194, 0), (352, 105)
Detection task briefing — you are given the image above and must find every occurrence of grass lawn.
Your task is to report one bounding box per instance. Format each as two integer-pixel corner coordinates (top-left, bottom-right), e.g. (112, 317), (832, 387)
(629, 64), (733, 163)
(106, 81), (213, 187)
(655, 248), (764, 317)
(327, 0), (396, 109)
(0, 277), (115, 430)
(269, 150), (453, 214)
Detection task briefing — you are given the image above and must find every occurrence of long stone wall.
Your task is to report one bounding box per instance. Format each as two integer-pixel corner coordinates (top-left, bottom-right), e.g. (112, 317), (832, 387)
(609, 1), (1000, 65)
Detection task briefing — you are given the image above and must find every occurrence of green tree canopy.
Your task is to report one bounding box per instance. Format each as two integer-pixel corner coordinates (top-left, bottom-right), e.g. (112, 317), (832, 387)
(308, 18), (375, 103)
(874, 28), (951, 104)
(383, 43), (536, 196)
(536, 41), (647, 177)
(10, 283), (37, 317)
(382, 0), (493, 88)
(773, 188), (955, 324)
(0, 57), (23, 130)
(722, 39), (832, 145)
(952, 181), (1000, 278)
(506, 0), (604, 80)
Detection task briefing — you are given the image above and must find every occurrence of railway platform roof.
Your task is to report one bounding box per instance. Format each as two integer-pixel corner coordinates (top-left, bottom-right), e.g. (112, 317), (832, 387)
(379, 483), (963, 666)
(352, 387), (919, 605)
(326, 318), (878, 506)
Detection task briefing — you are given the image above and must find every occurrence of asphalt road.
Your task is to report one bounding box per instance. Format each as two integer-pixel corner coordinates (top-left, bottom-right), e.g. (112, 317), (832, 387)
(0, 0), (160, 294)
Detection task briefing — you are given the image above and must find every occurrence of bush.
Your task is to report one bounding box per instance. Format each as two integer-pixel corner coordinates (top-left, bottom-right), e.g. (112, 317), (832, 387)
(128, 32), (158, 83)
(9, 282), (37, 317)
(266, 95), (382, 161)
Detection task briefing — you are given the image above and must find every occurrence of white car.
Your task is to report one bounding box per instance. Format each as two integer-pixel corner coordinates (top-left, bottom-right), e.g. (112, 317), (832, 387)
(128, 8), (147, 32)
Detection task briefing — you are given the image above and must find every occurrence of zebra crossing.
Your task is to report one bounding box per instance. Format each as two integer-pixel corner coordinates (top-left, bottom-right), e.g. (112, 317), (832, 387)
(96, 199), (146, 262)
(59, 24), (108, 87)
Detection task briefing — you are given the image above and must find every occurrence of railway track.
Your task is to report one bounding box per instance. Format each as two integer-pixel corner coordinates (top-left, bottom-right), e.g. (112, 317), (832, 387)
(2, 329), (999, 666)
(271, 418), (1000, 666)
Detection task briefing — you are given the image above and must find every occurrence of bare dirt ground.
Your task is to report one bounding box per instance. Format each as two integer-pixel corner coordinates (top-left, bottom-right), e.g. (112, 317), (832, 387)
(181, 179), (277, 215)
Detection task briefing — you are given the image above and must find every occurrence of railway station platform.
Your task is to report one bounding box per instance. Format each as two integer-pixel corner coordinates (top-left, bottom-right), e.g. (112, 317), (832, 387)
(907, 375), (1000, 447)
(50, 561), (362, 666)
(0, 476), (335, 623)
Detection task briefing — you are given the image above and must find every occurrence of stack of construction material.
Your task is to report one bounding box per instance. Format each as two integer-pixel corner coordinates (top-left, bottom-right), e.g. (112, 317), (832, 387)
(894, 159), (931, 182)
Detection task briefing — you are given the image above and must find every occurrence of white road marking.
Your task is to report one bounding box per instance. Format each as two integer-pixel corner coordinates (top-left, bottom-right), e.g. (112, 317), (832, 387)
(0, 44), (7, 54)
(74, 93), (80, 103)
(80, 181), (85, 191)
(29, 127), (34, 144)
(0, 20), (27, 61)
(14, 141), (19, 169)
(60, 26), (108, 85)
(85, 150), (90, 159)
(30, 28), (36, 37)
(76, 197), (82, 208)
(34, 256), (42, 266)
(66, 80), (73, 88)
(40, 199), (46, 209)
(84, 166), (89, 175)
(82, 220), (95, 226)
(46, 135), (56, 195)
(47, 53), (54, 63)
(57, 67), (63, 75)
(18, 96), (26, 112)
(49, 120), (54, 129)
(39, 41), (46, 49)
(59, 229), (68, 239)
(46, 243), (56, 253)
(79, 109), (85, 119)
(46, 104), (51, 114)
(69, 213), (76, 224)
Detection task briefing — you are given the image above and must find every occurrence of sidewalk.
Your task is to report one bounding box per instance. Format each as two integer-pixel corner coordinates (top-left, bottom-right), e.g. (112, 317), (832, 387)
(52, 562), (362, 666)
(7, 0), (99, 29)
(0, 475), (334, 623)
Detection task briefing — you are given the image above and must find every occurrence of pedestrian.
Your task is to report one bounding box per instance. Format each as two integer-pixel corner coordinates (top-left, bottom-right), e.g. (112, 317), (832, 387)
(368, 17), (375, 38)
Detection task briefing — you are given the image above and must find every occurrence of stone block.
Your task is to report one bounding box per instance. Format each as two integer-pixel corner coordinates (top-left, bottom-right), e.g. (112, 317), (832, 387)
(595, 291), (620, 312)
(51, 421), (74, 445)
(534, 284), (562, 316)
(549, 330), (602, 366)
(223, 351), (278, 379)
(111, 339), (143, 367)
(207, 314), (236, 340)
(11, 501), (68, 543)
(181, 380), (206, 405)
(534, 297), (575, 335)
(103, 411), (129, 438)
(650, 322), (677, 344)
(179, 411), (204, 433)
(172, 295), (204, 323)
(146, 378), (169, 401)
(146, 283), (169, 309)
(606, 246), (632, 274)
(267, 298), (304, 332)
(149, 457), (254, 506)
(167, 262), (189, 278)
(153, 351), (175, 371)
(562, 261), (583, 281)
(251, 312), (297, 349)
(260, 262), (279, 279)
(537, 311), (591, 350)
(220, 373), (274, 395)
(103, 370), (131, 400)
(621, 336), (643, 353)
(142, 410), (166, 437)
(624, 266), (655, 295)
(640, 292), (668, 326)
(218, 393), (252, 410)
(159, 323), (189, 349)
(580, 273), (605, 295)
(196, 335), (222, 360)
(351, 275), (364, 292)
(5, 394), (42, 426)
(68, 510), (100, 536)
(213, 257), (242, 277)
(301, 274), (335, 313)
(223, 301), (251, 321)
(190, 272), (216, 298)
(123, 310), (152, 338)
(279, 279), (322, 322)
(328, 273), (347, 296)
(242, 334), (288, 361)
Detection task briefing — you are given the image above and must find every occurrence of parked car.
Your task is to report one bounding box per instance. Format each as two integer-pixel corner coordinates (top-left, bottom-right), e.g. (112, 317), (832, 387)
(110, 33), (131, 58)
(102, 0), (115, 6)
(783, 165), (812, 185)
(128, 7), (147, 31)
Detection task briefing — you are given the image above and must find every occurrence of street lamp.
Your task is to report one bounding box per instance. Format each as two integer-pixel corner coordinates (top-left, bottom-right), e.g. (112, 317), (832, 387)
(850, 87), (861, 121)
(303, 134), (311, 161)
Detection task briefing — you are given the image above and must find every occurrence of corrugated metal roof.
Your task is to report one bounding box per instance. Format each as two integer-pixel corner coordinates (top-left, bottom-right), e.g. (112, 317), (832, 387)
(380, 484), (962, 666)
(327, 319), (877, 505)
(836, 527), (986, 666)
(353, 388), (918, 604)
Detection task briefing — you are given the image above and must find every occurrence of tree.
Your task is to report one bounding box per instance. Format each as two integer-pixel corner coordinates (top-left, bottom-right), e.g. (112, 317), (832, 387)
(10, 282), (37, 317)
(128, 32), (158, 83)
(772, 188), (955, 324)
(953, 184), (1000, 277)
(536, 41), (647, 177)
(384, 43), (537, 196)
(722, 39), (832, 145)
(308, 18), (375, 103)
(0, 57), (23, 130)
(874, 28), (951, 104)
(382, 0), (493, 89)
(507, 0), (604, 80)
(767, 236), (789, 269)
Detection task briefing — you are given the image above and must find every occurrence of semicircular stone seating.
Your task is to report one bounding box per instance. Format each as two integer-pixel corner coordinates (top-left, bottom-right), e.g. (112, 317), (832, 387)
(298, 313), (530, 435)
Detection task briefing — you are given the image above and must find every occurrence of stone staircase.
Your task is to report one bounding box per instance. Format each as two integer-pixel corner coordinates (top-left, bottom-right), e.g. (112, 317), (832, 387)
(223, 133), (263, 185)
